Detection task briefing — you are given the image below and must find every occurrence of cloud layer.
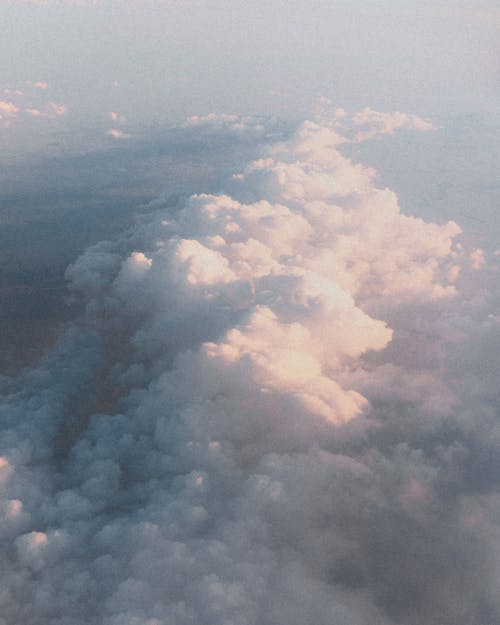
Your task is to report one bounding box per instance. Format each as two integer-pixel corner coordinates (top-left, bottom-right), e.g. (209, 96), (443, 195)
(1, 110), (499, 625)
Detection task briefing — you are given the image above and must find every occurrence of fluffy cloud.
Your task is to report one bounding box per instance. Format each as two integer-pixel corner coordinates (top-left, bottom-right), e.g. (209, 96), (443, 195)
(0, 82), (67, 127)
(314, 102), (435, 143)
(351, 107), (435, 142)
(0, 100), (20, 125)
(1, 109), (499, 625)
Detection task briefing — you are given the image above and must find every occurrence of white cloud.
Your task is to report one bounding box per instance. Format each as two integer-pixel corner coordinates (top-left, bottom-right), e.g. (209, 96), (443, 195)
(0, 108), (499, 625)
(314, 103), (435, 143)
(351, 107), (435, 142)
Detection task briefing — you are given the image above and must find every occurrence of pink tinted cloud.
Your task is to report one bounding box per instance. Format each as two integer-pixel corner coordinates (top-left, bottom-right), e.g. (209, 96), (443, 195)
(25, 108), (43, 117)
(352, 107), (435, 142)
(106, 128), (130, 139)
(25, 80), (48, 89)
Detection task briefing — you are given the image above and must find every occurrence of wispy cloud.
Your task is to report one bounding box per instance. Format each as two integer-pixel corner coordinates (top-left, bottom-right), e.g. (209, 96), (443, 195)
(24, 80), (48, 90)
(47, 102), (67, 116)
(25, 107), (43, 117)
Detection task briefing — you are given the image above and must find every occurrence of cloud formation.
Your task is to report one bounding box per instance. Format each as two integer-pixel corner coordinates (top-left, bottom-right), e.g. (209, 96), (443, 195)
(351, 107), (435, 142)
(106, 128), (130, 139)
(24, 80), (48, 89)
(106, 111), (129, 139)
(314, 102), (435, 143)
(1, 109), (499, 625)
(0, 81), (67, 127)
(0, 100), (20, 125)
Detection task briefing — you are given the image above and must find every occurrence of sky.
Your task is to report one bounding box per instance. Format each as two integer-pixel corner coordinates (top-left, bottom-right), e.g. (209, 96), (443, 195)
(1, 1), (499, 137)
(1, 2), (500, 625)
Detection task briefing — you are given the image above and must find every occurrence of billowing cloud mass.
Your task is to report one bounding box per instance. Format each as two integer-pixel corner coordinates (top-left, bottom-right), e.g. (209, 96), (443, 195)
(1, 109), (500, 625)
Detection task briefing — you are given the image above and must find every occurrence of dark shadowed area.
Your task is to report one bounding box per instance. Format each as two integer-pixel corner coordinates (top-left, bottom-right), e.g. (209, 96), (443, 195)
(0, 121), (281, 373)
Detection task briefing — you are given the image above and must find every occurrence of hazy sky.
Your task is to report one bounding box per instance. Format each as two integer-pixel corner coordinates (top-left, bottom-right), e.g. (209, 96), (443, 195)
(1, 0), (498, 140)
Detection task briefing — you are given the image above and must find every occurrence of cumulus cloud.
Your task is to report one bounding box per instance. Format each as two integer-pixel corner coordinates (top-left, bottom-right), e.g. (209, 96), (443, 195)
(0, 82), (67, 127)
(0, 100), (19, 125)
(351, 107), (435, 142)
(314, 101), (435, 143)
(1, 108), (499, 625)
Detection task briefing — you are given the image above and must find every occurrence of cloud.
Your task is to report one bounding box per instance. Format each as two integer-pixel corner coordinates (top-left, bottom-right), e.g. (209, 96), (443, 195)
(24, 80), (48, 89)
(110, 111), (127, 123)
(0, 82), (67, 127)
(0, 108), (499, 625)
(25, 101), (67, 119)
(184, 112), (266, 137)
(3, 88), (24, 96)
(0, 100), (20, 124)
(47, 101), (67, 116)
(25, 107), (43, 117)
(106, 128), (130, 139)
(107, 112), (129, 138)
(351, 107), (435, 142)
(314, 102), (435, 143)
